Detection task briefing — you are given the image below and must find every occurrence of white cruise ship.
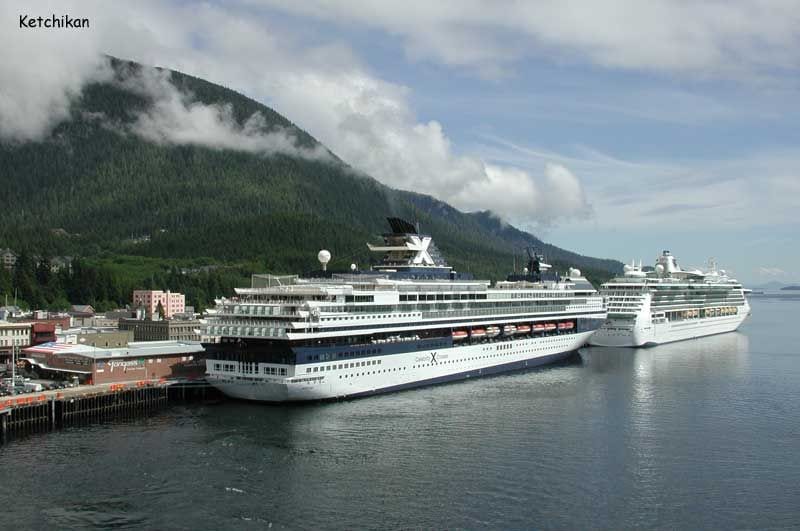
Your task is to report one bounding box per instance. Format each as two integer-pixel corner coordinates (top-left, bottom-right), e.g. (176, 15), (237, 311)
(203, 218), (607, 402)
(589, 251), (750, 347)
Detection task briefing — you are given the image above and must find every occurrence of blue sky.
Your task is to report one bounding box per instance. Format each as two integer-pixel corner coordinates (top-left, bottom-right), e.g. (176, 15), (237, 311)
(3, 1), (798, 284)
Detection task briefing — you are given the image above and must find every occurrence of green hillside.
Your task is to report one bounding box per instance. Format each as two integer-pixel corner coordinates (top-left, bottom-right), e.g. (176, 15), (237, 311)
(0, 58), (621, 310)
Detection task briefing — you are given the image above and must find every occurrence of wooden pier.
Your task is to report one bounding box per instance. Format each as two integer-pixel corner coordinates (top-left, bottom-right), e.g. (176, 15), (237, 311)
(0, 379), (218, 443)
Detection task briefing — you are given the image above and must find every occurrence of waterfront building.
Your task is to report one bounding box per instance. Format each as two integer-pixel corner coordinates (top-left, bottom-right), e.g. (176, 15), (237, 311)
(30, 312), (72, 331)
(0, 321), (32, 364)
(21, 340), (205, 384)
(132, 290), (186, 319)
(0, 321), (32, 351)
(55, 327), (133, 346)
(31, 322), (57, 345)
(119, 317), (201, 342)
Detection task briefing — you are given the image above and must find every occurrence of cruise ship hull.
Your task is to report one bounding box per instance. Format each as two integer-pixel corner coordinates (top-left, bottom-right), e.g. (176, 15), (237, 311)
(207, 331), (594, 402)
(588, 312), (748, 347)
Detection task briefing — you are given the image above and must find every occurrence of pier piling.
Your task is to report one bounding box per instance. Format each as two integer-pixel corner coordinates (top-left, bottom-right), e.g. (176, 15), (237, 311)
(0, 380), (216, 443)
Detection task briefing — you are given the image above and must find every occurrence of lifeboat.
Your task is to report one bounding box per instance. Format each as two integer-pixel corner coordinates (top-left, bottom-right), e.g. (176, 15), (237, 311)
(533, 323), (546, 332)
(563, 322), (574, 330)
(486, 326), (501, 338)
(544, 323), (557, 331)
(452, 330), (468, 341)
(516, 325), (531, 334)
(557, 322), (568, 330)
(470, 328), (487, 339)
(503, 325), (517, 335)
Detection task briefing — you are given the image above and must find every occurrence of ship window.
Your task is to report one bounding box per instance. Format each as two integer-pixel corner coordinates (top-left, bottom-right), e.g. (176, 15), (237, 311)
(313, 367), (318, 372)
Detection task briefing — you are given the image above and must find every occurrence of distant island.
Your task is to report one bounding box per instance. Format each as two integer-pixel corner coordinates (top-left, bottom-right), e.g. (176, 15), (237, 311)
(780, 285), (800, 290)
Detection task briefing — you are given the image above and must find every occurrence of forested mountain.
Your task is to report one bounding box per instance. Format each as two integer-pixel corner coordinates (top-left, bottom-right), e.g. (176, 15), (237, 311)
(0, 58), (621, 310)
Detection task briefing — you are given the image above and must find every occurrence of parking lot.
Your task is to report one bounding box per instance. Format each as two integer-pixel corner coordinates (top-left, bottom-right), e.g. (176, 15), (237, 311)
(1, 375), (80, 396)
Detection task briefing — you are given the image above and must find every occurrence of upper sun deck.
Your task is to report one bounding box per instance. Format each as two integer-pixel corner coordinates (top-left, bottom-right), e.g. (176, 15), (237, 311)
(604, 251), (741, 289)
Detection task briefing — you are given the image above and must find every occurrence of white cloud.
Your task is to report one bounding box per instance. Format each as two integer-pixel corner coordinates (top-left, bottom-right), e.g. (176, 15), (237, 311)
(116, 66), (330, 159)
(269, 70), (590, 222)
(253, 0), (800, 78)
(474, 135), (800, 231)
(0, 2), (111, 141)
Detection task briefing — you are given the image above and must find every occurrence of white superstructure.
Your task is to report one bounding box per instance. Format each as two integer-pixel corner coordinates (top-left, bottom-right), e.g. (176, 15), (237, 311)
(203, 218), (608, 402)
(589, 251), (750, 347)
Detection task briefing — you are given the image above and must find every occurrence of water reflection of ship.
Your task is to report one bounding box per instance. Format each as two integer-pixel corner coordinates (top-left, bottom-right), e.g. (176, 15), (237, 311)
(580, 331), (750, 380)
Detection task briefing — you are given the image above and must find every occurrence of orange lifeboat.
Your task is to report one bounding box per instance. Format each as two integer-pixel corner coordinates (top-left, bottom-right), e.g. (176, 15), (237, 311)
(452, 330), (468, 341)
(557, 322), (568, 330)
(544, 323), (557, 331)
(533, 323), (546, 332)
(470, 328), (487, 339)
(563, 322), (574, 330)
(516, 325), (531, 334)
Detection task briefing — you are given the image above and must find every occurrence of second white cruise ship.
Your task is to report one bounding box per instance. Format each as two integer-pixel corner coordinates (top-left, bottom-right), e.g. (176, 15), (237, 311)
(589, 251), (750, 347)
(203, 218), (607, 401)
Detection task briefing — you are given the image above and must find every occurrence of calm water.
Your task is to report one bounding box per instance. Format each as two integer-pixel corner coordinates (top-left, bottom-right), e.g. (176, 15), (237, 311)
(2, 298), (799, 530)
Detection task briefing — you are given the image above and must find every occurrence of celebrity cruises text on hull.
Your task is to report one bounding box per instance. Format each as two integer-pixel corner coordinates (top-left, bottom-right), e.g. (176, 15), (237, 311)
(203, 218), (607, 402)
(589, 251), (750, 347)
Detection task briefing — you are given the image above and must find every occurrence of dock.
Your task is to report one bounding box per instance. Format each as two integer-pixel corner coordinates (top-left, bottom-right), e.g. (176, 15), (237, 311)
(0, 378), (218, 443)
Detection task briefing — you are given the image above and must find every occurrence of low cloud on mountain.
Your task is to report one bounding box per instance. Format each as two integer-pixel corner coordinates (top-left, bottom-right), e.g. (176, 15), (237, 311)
(0, 0), (592, 226)
(116, 66), (330, 160)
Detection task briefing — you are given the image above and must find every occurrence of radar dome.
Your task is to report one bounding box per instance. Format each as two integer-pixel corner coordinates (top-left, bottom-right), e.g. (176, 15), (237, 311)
(623, 264), (633, 273)
(569, 268), (581, 277)
(317, 249), (331, 271)
(655, 264), (665, 275)
(523, 267), (529, 274)
(350, 263), (357, 272)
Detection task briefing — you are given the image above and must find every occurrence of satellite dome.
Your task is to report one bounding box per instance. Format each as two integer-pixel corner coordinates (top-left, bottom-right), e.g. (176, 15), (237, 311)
(623, 264), (633, 273)
(655, 264), (665, 275)
(569, 268), (581, 277)
(350, 263), (357, 271)
(317, 249), (331, 271)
